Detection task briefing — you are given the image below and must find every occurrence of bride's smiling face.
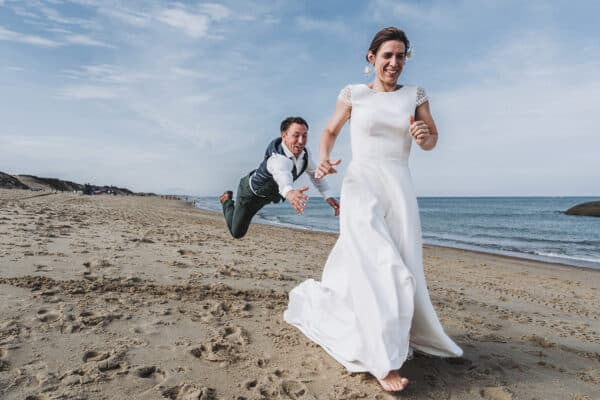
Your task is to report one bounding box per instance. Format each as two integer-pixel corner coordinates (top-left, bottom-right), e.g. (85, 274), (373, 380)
(368, 40), (406, 86)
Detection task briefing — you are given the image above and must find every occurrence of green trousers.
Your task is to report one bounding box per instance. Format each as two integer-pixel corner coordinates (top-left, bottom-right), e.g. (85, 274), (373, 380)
(222, 174), (272, 239)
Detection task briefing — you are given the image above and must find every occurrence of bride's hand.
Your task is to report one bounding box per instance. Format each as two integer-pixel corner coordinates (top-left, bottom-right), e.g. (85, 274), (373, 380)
(409, 116), (431, 146)
(315, 159), (342, 179)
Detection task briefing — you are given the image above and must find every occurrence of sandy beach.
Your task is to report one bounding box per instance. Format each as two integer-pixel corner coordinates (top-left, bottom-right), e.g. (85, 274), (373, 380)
(0, 189), (598, 400)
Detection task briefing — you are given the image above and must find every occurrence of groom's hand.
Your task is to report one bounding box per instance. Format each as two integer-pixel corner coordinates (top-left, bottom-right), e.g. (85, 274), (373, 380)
(326, 197), (340, 217)
(315, 159), (342, 179)
(286, 186), (309, 215)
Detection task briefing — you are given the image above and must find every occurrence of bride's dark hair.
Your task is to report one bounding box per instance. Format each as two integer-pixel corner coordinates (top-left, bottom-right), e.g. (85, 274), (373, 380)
(366, 27), (410, 62)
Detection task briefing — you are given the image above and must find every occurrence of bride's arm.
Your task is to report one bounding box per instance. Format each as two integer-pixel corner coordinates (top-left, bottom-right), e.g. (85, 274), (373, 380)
(413, 100), (438, 151)
(315, 99), (351, 179)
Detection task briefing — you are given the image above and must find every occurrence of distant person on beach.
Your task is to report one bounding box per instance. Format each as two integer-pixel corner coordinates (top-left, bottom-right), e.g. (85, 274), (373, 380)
(284, 27), (463, 392)
(219, 116), (340, 239)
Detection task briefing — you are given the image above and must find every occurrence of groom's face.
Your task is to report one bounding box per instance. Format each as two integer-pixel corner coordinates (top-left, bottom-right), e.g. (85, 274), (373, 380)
(281, 123), (308, 158)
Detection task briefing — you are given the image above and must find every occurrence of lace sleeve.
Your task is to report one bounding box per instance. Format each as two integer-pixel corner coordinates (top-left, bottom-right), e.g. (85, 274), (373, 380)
(337, 85), (352, 106)
(416, 86), (428, 106)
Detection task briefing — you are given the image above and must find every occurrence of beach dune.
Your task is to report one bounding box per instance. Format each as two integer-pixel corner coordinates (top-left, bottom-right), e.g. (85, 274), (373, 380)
(0, 189), (598, 399)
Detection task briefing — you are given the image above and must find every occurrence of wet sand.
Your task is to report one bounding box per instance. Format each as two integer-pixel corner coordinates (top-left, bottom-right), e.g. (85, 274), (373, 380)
(0, 189), (598, 399)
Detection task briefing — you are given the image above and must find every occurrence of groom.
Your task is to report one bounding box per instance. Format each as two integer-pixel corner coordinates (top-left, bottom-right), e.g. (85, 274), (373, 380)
(220, 116), (339, 239)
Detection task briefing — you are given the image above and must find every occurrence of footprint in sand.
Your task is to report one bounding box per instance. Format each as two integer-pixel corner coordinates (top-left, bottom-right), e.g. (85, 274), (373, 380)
(161, 383), (216, 400)
(82, 350), (110, 363)
(78, 310), (122, 328)
(480, 386), (513, 400)
(418, 370), (451, 399)
(256, 356), (270, 368)
(189, 325), (249, 364)
(36, 308), (60, 323)
(82, 348), (126, 373)
(246, 371), (316, 400)
(300, 354), (326, 375)
(0, 347), (9, 371)
(134, 365), (166, 384)
(522, 334), (555, 349)
(281, 380), (315, 400)
(131, 322), (160, 336)
(329, 385), (368, 399)
(193, 301), (232, 323)
(83, 258), (113, 268)
(34, 264), (53, 272)
(220, 325), (249, 346)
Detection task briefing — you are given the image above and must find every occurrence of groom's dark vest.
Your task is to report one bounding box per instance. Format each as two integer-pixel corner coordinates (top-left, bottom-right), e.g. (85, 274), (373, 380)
(249, 137), (309, 203)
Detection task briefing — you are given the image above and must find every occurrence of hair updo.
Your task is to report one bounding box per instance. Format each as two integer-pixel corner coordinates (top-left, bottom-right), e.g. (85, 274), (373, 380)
(365, 27), (410, 62)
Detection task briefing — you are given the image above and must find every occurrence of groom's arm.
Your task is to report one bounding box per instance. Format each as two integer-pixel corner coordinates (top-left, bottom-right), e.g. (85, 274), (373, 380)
(266, 154), (295, 198)
(267, 154), (310, 214)
(306, 156), (334, 199)
(307, 157), (340, 216)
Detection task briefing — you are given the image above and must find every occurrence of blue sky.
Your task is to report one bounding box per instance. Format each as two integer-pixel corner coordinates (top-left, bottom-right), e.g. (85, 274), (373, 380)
(1, 0), (598, 196)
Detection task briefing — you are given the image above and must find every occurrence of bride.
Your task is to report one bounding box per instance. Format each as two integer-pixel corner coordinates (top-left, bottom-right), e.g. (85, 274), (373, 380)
(283, 27), (463, 392)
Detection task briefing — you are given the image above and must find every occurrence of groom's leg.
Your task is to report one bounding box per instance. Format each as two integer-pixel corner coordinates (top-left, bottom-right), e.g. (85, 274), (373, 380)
(224, 175), (270, 239)
(230, 196), (269, 238)
(222, 190), (237, 232)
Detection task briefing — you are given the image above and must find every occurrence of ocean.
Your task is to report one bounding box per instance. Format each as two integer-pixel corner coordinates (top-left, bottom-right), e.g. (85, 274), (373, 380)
(192, 196), (600, 270)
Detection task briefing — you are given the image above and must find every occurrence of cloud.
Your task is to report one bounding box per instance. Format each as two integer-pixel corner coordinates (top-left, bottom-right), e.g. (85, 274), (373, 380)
(171, 67), (211, 79)
(369, 0), (452, 26)
(156, 7), (211, 38)
(64, 33), (114, 47)
(63, 64), (156, 84)
(57, 85), (121, 100)
(0, 25), (61, 47)
(36, 3), (97, 29)
(295, 16), (348, 36)
(4, 65), (25, 71)
(95, 7), (152, 27)
(263, 16), (280, 24)
(84, 1), (240, 31)
(198, 3), (231, 20)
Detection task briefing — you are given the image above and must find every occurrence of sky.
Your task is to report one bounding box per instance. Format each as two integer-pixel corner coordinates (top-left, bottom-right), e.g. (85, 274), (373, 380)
(1, 0), (599, 197)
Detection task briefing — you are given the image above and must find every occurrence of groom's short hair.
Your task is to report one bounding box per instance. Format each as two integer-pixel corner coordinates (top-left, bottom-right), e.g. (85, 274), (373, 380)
(281, 116), (309, 133)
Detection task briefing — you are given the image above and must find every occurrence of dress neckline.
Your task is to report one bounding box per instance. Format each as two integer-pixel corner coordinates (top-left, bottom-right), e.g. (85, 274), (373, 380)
(363, 83), (404, 93)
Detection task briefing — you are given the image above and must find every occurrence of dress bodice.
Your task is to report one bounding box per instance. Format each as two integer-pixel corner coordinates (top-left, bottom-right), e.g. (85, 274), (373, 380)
(339, 84), (427, 163)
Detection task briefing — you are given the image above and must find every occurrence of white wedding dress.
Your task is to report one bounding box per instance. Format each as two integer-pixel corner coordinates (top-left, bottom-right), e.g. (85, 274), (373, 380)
(284, 83), (463, 379)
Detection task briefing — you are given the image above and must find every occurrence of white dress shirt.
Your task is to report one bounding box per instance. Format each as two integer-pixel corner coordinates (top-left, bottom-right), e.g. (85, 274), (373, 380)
(265, 142), (334, 200)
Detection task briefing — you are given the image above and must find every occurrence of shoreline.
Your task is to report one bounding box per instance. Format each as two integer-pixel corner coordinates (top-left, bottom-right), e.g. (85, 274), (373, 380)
(1, 190), (598, 399)
(193, 203), (600, 272)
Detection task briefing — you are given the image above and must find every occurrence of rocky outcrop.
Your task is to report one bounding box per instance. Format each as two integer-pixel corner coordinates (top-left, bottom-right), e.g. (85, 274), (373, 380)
(0, 171), (137, 195)
(565, 201), (600, 217)
(16, 175), (81, 191)
(0, 172), (30, 189)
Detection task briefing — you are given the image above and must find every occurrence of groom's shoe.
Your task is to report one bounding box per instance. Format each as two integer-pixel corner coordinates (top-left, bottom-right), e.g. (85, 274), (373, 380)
(219, 191), (233, 204)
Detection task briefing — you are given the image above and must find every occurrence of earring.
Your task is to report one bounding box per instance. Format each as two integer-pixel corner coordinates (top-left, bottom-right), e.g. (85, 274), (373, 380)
(363, 64), (373, 75)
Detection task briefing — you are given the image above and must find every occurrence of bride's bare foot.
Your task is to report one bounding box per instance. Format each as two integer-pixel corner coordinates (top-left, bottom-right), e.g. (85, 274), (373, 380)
(376, 370), (409, 392)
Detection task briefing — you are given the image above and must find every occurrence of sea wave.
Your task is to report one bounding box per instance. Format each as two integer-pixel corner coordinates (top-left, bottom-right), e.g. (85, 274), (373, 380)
(192, 196), (600, 270)
(532, 251), (600, 265)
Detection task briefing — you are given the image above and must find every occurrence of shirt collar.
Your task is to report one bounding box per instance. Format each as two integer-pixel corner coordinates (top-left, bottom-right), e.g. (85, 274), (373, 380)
(281, 141), (305, 161)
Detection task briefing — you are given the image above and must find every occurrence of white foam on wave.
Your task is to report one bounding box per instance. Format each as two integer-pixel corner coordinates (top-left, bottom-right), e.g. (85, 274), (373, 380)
(253, 214), (336, 234)
(533, 251), (600, 265)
